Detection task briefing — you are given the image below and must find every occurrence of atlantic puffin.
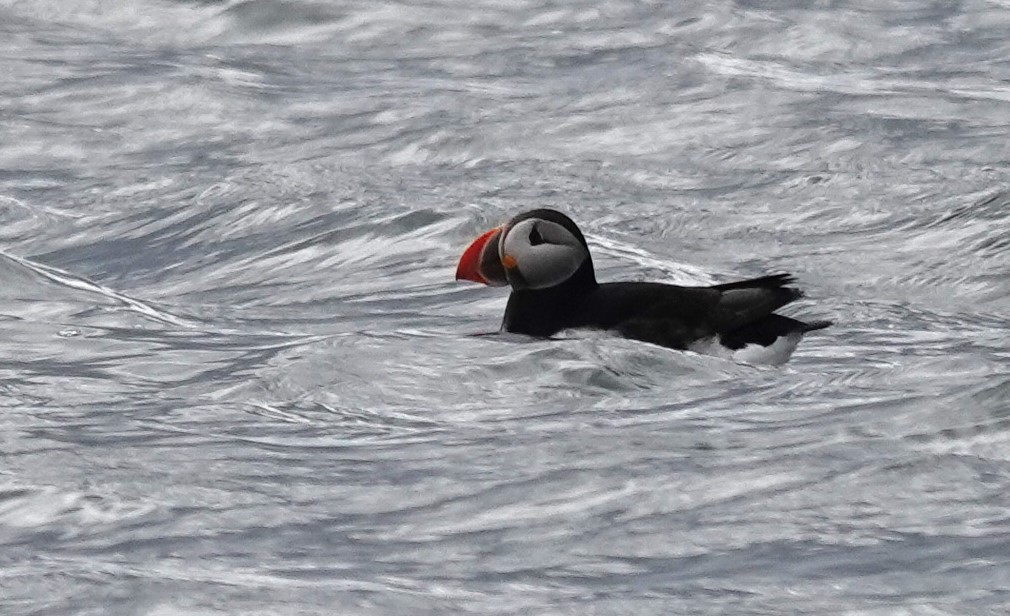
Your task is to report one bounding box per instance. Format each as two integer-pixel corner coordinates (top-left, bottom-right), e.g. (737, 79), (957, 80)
(455, 209), (831, 364)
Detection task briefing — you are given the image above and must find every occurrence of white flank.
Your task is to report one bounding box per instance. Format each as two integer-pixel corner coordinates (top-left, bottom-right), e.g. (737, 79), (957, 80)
(689, 332), (803, 366)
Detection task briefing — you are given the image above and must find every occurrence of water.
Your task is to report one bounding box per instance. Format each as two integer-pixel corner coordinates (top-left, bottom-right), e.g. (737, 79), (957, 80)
(2, 0), (1009, 613)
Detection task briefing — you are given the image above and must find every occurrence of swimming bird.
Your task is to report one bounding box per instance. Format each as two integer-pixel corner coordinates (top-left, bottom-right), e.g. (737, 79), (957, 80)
(455, 209), (830, 364)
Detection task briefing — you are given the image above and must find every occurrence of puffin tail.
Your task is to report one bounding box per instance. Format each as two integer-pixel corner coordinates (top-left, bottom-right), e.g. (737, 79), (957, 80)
(800, 319), (832, 333)
(711, 273), (798, 292)
(720, 315), (831, 349)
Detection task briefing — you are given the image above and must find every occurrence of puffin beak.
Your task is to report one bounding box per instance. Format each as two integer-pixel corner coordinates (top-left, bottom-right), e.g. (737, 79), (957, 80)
(455, 226), (508, 286)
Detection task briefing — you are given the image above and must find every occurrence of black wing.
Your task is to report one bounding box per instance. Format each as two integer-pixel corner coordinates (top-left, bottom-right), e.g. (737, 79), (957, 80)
(712, 274), (831, 348)
(595, 274), (820, 349)
(709, 273), (803, 332)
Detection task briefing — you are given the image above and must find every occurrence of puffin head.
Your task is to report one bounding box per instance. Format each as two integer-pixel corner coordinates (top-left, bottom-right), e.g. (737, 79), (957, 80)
(455, 209), (595, 291)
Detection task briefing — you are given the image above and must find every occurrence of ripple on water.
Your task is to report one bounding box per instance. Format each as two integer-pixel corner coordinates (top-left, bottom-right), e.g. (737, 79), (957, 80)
(1, 0), (1010, 614)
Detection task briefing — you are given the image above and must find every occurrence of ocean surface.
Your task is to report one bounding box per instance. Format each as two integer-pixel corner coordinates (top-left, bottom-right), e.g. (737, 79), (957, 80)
(2, 1), (1009, 614)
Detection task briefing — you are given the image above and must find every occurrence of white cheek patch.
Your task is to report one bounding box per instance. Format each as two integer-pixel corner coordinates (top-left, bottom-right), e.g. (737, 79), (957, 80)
(519, 244), (587, 288)
(501, 219), (588, 290)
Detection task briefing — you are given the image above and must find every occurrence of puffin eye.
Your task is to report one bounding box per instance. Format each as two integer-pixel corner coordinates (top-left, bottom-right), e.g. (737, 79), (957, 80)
(528, 224), (545, 246)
